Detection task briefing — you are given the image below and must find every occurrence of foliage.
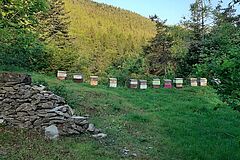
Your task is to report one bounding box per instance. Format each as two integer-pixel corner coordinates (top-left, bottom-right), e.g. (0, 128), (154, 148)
(106, 55), (149, 86)
(179, 0), (212, 77)
(144, 16), (190, 76)
(37, 0), (72, 48)
(0, 0), (48, 29)
(0, 28), (51, 71)
(194, 23), (240, 110)
(0, 0), (53, 71)
(63, 0), (156, 75)
(144, 17), (174, 76)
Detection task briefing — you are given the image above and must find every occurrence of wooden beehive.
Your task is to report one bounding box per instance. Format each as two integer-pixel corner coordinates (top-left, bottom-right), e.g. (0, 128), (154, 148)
(173, 78), (183, 88)
(199, 78), (207, 86)
(57, 71), (67, 80)
(109, 78), (117, 88)
(190, 78), (198, 86)
(152, 79), (161, 88)
(90, 76), (98, 86)
(139, 80), (147, 90)
(129, 79), (138, 89)
(73, 74), (83, 83)
(164, 79), (172, 88)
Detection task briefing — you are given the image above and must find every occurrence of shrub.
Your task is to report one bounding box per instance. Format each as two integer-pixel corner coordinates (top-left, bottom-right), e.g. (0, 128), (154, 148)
(0, 28), (52, 71)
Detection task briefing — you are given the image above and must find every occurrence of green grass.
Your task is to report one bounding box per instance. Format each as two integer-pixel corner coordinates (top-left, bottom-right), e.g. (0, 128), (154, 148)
(1, 71), (240, 160)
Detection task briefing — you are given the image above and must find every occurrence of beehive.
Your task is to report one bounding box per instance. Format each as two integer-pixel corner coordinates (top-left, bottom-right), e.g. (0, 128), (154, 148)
(164, 79), (172, 88)
(199, 78), (207, 86)
(57, 71), (67, 80)
(73, 74), (83, 83)
(109, 78), (117, 88)
(173, 78), (183, 88)
(129, 79), (138, 89)
(90, 76), (98, 86)
(190, 78), (198, 86)
(152, 79), (161, 88)
(139, 80), (147, 90)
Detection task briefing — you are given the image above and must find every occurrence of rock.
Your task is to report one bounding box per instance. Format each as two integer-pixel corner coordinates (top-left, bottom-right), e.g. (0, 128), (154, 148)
(87, 123), (95, 132)
(92, 133), (107, 139)
(0, 72), (31, 85)
(71, 116), (88, 124)
(21, 90), (32, 99)
(122, 148), (130, 155)
(0, 73), (102, 138)
(48, 106), (65, 112)
(2, 87), (15, 92)
(32, 85), (46, 91)
(16, 103), (35, 112)
(67, 129), (80, 134)
(40, 102), (54, 109)
(45, 125), (59, 140)
(2, 98), (13, 104)
(71, 124), (84, 133)
(131, 153), (137, 157)
(17, 112), (29, 117)
(0, 119), (4, 124)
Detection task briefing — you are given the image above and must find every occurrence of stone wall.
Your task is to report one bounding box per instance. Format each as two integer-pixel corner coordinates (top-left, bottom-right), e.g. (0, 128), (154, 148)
(0, 72), (104, 139)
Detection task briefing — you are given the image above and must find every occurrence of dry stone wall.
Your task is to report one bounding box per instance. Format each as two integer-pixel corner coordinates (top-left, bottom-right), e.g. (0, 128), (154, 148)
(0, 72), (103, 139)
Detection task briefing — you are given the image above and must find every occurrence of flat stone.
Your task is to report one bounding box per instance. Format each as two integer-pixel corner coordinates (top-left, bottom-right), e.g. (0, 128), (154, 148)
(32, 85), (46, 91)
(67, 129), (80, 134)
(21, 90), (32, 99)
(71, 116), (88, 121)
(48, 106), (65, 112)
(16, 103), (35, 112)
(2, 98), (14, 103)
(17, 112), (28, 117)
(2, 87), (15, 92)
(92, 133), (107, 139)
(45, 125), (59, 140)
(0, 72), (31, 85)
(40, 102), (54, 109)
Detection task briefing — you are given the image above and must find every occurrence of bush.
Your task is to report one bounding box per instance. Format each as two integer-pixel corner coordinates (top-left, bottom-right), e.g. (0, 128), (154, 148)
(194, 23), (240, 110)
(0, 28), (52, 71)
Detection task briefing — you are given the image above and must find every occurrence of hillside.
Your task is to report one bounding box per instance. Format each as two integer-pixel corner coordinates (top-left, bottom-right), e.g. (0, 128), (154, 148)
(64, 0), (156, 75)
(1, 70), (240, 159)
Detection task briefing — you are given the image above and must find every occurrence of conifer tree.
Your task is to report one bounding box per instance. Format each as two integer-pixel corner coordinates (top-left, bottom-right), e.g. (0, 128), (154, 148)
(179, 0), (212, 76)
(38, 0), (71, 48)
(144, 16), (174, 76)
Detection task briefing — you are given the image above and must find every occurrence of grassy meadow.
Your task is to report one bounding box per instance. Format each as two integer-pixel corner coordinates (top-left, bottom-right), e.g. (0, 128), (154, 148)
(0, 71), (240, 160)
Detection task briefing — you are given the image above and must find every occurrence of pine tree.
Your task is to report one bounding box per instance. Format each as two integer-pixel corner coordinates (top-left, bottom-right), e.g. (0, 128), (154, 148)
(144, 16), (174, 76)
(179, 0), (212, 76)
(37, 0), (71, 48)
(214, 0), (240, 26)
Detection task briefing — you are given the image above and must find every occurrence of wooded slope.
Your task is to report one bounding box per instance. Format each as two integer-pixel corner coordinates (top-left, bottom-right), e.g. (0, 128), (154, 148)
(64, 0), (156, 74)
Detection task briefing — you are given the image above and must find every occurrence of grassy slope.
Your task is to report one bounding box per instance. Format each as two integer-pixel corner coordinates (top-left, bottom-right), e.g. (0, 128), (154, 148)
(1, 71), (240, 160)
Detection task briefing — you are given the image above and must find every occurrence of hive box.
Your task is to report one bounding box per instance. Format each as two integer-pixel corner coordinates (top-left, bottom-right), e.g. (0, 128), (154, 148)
(73, 74), (83, 83)
(90, 76), (98, 86)
(164, 79), (172, 88)
(152, 79), (161, 88)
(57, 71), (67, 80)
(139, 80), (147, 90)
(129, 79), (138, 89)
(199, 78), (207, 86)
(173, 78), (183, 88)
(190, 78), (198, 86)
(109, 78), (117, 88)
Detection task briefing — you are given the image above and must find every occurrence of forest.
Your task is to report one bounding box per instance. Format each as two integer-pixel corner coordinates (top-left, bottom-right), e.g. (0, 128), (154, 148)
(0, 0), (239, 109)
